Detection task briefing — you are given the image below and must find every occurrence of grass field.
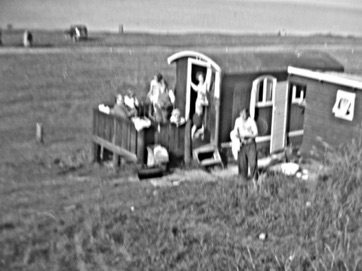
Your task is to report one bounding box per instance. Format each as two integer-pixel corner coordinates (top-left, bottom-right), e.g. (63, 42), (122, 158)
(1, 32), (362, 270)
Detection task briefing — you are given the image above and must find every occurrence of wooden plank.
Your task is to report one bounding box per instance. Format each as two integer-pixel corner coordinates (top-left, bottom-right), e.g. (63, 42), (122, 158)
(129, 125), (136, 154)
(121, 119), (129, 149)
(137, 129), (145, 164)
(93, 143), (101, 163)
(112, 118), (120, 168)
(92, 135), (138, 162)
(184, 120), (192, 166)
(271, 81), (288, 153)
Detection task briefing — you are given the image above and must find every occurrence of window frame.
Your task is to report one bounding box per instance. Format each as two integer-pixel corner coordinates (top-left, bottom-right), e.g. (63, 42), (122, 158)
(290, 83), (307, 104)
(332, 90), (356, 121)
(255, 77), (275, 107)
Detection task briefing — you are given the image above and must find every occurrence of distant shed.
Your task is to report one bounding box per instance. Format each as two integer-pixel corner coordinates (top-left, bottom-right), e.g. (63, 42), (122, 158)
(288, 67), (362, 154)
(168, 50), (343, 155)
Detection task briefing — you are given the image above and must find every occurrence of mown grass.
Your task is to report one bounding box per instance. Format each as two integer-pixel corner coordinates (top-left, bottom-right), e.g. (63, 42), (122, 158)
(2, 29), (362, 48)
(1, 140), (362, 270)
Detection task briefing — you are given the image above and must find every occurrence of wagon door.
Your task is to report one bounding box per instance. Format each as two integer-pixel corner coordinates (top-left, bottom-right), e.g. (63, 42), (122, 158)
(186, 58), (217, 146)
(250, 76), (276, 150)
(270, 81), (288, 153)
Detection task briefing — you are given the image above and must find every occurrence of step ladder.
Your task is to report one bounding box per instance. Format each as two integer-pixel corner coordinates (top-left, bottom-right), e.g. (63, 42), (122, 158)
(193, 144), (224, 168)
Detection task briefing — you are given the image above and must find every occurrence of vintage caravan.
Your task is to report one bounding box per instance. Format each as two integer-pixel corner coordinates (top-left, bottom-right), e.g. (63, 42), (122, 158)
(167, 50), (343, 158)
(287, 67), (362, 155)
(92, 50), (344, 168)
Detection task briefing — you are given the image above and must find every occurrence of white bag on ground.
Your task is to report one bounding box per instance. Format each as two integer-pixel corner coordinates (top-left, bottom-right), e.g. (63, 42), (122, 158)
(147, 145), (169, 167)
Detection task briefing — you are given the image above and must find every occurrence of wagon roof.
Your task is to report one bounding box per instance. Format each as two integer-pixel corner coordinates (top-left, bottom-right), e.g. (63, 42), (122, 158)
(168, 50), (344, 74)
(288, 66), (362, 89)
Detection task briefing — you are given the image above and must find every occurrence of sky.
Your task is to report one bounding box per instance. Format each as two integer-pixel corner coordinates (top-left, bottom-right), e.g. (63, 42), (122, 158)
(0, 0), (361, 36)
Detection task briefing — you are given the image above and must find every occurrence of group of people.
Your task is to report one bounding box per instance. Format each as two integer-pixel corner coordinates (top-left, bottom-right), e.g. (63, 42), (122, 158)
(147, 73), (176, 124)
(107, 71), (259, 186)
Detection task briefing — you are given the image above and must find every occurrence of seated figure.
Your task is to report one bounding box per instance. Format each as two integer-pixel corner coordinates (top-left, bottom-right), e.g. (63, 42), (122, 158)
(124, 89), (139, 117)
(170, 108), (186, 127)
(111, 94), (135, 118)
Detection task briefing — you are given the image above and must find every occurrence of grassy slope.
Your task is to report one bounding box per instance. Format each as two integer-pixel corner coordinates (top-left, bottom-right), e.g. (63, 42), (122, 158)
(1, 32), (362, 270)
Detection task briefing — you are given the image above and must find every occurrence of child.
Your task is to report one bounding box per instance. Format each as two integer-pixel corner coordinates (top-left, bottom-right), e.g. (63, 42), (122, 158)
(190, 72), (209, 114)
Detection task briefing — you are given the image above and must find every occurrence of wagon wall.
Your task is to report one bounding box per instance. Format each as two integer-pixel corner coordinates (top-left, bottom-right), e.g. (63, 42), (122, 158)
(297, 77), (362, 154)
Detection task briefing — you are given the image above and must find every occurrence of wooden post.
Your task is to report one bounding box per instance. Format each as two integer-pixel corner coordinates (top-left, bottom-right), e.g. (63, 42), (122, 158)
(119, 24), (124, 34)
(112, 118), (120, 168)
(36, 123), (44, 143)
(93, 143), (101, 163)
(23, 31), (33, 47)
(137, 130), (145, 165)
(184, 120), (192, 166)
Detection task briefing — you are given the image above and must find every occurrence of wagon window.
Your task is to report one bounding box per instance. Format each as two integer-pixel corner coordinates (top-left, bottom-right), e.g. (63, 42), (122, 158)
(265, 79), (273, 101)
(255, 77), (274, 106)
(332, 90), (356, 121)
(291, 83), (306, 104)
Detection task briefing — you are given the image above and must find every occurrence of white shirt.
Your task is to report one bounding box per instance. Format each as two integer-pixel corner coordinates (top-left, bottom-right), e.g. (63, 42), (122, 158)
(149, 79), (161, 104)
(233, 116), (258, 141)
(124, 95), (139, 109)
(230, 116), (258, 160)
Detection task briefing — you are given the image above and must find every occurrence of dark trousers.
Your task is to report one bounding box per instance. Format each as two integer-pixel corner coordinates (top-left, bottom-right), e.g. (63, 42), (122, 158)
(238, 140), (257, 181)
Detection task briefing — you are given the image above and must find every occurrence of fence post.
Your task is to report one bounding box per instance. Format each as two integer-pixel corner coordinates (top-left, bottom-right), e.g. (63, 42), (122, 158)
(119, 24), (124, 34)
(36, 123), (44, 143)
(137, 129), (145, 165)
(184, 120), (192, 166)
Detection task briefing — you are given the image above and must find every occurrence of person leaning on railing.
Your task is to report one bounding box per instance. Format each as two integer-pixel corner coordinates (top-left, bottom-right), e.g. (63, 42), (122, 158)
(111, 94), (136, 119)
(124, 89), (139, 117)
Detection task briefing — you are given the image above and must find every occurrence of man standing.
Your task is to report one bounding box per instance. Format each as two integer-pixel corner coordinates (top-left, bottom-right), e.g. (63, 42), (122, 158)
(231, 108), (258, 185)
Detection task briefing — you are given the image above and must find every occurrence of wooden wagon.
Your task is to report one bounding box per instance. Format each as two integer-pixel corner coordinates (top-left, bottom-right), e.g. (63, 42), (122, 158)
(92, 106), (189, 167)
(287, 67), (362, 155)
(92, 50), (344, 168)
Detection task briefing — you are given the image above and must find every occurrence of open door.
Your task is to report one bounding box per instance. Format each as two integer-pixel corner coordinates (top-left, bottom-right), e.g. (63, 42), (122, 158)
(270, 81), (288, 153)
(186, 58), (215, 147)
(167, 51), (222, 146)
(250, 76), (276, 148)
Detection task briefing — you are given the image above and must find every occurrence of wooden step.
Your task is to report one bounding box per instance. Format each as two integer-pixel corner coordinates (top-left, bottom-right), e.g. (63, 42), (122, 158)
(193, 144), (224, 168)
(200, 157), (223, 167)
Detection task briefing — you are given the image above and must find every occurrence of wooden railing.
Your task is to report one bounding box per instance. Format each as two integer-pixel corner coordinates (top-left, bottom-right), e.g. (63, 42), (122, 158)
(92, 108), (155, 166)
(92, 104), (191, 168)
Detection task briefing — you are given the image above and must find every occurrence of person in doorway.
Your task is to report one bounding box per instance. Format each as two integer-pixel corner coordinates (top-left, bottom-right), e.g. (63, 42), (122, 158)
(232, 108), (258, 185)
(190, 72), (209, 114)
(191, 106), (205, 140)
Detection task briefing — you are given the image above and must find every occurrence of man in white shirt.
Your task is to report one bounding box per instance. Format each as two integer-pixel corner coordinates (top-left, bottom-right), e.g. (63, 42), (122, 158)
(231, 108), (258, 183)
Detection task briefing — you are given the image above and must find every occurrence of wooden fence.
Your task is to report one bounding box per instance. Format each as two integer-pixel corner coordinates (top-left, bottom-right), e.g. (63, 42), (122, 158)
(92, 108), (155, 167)
(92, 105), (192, 168)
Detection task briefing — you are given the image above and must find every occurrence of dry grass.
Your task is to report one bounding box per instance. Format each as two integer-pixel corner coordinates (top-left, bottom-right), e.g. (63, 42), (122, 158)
(1, 154), (362, 270)
(1, 32), (362, 270)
